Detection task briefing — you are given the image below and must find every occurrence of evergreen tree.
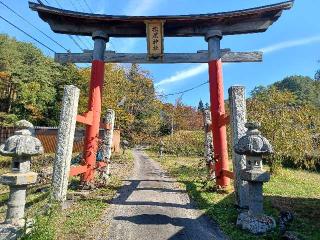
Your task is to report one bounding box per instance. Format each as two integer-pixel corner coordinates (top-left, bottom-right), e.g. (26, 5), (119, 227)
(274, 75), (319, 107)
(0, 34), (82, 125)
(197, 99), (204, 112)
(315, 69), (320, 81)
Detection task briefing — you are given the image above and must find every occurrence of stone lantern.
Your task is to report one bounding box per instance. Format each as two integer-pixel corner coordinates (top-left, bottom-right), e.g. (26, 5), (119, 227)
(234, 122), (275, 234)
(0, 120), (43, 227)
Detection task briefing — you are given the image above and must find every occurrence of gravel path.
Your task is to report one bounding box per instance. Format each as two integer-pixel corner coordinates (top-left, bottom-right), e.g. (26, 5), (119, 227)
(101, 149), (227, 240)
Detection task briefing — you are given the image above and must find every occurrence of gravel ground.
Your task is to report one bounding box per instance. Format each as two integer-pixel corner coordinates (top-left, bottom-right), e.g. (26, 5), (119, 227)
(99, 149), (227, 240)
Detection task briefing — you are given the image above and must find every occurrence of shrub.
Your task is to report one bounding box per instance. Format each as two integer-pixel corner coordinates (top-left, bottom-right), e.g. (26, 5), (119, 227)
(155, 130), (204, 157)
(0, 112), (18, 126)
(247, 87), (320, 172)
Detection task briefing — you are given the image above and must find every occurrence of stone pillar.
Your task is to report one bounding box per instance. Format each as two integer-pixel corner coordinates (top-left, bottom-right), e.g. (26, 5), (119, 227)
(228, 86), (249, 208)
(234, 122), (275, 235)
(202, 110), (213, 163)
(102, 109), (115, 176)
(52, 85), (80, 201)
(202, 110), (215, 178)
(122, 140), (129, 154)
(159, 140), (164, 157)
(0, 120), (43, 227)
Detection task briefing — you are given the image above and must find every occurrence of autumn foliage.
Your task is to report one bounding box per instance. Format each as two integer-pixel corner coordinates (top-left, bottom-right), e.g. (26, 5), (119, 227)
(0, 34), (319, 172)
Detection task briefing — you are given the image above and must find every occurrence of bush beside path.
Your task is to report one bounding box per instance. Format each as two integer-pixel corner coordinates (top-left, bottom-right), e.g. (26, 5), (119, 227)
(12, 151), (135, 240)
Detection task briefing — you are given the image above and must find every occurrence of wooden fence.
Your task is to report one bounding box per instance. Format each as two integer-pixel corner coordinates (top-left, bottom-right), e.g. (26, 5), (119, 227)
(0, 126), (121, 154)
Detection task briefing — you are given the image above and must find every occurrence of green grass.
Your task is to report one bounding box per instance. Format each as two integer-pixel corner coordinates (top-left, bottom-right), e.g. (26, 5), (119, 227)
(1, 150), (135, 240)
(146, 151), (320, 240)
(0, 155), (11, 176)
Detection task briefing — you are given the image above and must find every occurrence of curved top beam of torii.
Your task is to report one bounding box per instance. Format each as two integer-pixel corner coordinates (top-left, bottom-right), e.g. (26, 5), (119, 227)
(29, 1), (293, 37)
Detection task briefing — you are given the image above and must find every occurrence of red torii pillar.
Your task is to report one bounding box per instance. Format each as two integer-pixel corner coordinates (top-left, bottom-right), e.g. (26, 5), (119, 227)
(206, 30), (230, 189)
(74, 31), (109, 183)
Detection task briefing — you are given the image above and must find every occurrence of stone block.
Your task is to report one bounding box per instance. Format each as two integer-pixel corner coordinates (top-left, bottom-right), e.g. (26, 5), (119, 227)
(103, 109), (115, 161)
(202, 110), (214, 164)
(241, 170), (270, 182)
(0, 172), (37, 186)
(0, 224), (20, 240)
(237, 211), (276, 234)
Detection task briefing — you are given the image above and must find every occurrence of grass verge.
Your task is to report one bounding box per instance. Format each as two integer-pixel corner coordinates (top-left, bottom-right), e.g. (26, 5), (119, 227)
(146, 151), (320, 240)
(0, 150), (134, 240)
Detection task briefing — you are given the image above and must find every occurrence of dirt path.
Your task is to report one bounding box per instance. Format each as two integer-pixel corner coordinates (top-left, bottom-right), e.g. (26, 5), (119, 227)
(100, 149), (227, 240)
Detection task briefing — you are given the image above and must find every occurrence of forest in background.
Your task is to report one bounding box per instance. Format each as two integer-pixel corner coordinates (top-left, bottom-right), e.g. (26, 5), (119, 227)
(0, 34), (319, 171)
(0, 34), (203, 142)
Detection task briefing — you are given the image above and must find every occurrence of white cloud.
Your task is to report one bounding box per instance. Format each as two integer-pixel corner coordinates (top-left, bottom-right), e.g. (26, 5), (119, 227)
(156, 35), (320, 87)
(155, 64), (208, 86)
(259, 35), (320, 53)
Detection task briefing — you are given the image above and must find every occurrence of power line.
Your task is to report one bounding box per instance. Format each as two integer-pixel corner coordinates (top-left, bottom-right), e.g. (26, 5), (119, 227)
(69, 0), (80, 11)
(50, 0), (88, 51)
(0, 15), (56, 53)
(77, 0), (86, 12)
(68, 35), (83, 51)
(37, 0), (50, 5)
(75, 35), (90, 49)
(0, 0), (69, 52)
(35, 0), (45, 4)
(52, 0), (62, 8)
(83, 0), (93, 13)
(157, 81), (209, 97)
(65, 0), (93, 49)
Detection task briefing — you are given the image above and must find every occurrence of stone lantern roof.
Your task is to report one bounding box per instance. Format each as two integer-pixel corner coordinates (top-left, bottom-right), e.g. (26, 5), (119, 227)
(0, 120), (43, 157)
(234, 122), (273, 157)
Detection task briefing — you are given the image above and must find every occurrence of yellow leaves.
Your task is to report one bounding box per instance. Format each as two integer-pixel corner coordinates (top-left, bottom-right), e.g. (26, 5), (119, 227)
(161, 130), (204, 156)
(247, 87), (319, 170)
(0, 71), (10, 80)
(25, 104), (43, 121)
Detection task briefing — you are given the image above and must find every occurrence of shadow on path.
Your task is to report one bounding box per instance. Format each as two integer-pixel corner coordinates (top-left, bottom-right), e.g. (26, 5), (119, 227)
(114, 213), (224, 240)
(106, 150), (228, 240)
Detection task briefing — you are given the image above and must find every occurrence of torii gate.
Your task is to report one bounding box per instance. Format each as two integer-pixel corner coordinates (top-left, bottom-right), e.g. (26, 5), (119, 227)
(29, 1), (293, 188)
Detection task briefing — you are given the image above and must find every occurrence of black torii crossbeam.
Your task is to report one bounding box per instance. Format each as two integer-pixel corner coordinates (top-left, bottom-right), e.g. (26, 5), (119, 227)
(55, 50), (263, 64)
(29, 1), (293, 37)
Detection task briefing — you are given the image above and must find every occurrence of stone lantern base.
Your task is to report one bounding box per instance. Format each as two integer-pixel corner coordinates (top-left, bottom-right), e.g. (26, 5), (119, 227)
(0, 224), (20, 240)
(237, 211), (276, 234)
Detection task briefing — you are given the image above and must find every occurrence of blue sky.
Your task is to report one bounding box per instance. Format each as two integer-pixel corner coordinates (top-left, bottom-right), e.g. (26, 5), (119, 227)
(0, 0), (319, 106)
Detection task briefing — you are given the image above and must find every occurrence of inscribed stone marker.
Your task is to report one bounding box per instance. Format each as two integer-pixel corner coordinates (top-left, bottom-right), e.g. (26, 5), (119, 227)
(52, 85), (80, 201)
(228, 85), (249, 208)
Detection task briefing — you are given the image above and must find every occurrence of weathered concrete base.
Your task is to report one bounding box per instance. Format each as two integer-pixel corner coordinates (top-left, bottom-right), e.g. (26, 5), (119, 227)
(0, 224), (20, 240)
(237, 212), (276, 234)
